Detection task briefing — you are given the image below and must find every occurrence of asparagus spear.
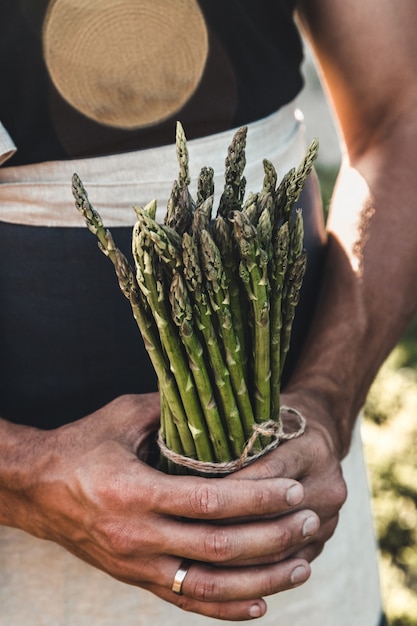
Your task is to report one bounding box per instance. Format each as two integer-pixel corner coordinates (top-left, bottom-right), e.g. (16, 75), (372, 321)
(164, 122), (195, 235)
(229, 210), (271, 425)
(72, 173), (197, 460)
(198, 228), (258, 446)
(132, 224), (214, 462)
(192, 195), (213, 237)
(196, 166), (214, 206)
(140, 198), (158, 220)
(164, 180), (194, 236)
(262, 158), (278, 195)
(269, 221), (290, 419)
(257, 200), (274, 257)
(176, 121), (191, 188)
(243, 160), (277, 228)
(217, 126), (247, 217)
(160, 392), (183, 474)
(282, 139), (319, 219)
(242, 192), (259, 225)
(169, 271), (232, 462)
(280, 209), (307, 375)
(135, 206), (183, 271)
(211, 215), (248, 374)
(182, 231), (252, 456)
(274, 167), (295, 229)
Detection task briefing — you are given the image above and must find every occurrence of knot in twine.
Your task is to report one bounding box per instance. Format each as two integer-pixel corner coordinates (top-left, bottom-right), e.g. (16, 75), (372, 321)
(158, 406), (306, 475)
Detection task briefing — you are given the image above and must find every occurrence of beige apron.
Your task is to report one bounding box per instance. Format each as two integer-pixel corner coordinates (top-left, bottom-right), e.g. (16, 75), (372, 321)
(0, 104), (382, 625)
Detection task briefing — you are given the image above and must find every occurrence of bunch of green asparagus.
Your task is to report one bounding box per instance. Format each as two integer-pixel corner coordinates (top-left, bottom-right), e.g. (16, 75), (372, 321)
(72, 123), (318, 475)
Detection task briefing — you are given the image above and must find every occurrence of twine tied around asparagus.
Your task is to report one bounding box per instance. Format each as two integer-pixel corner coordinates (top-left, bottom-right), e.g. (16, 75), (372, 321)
(157, 406), (306, 475)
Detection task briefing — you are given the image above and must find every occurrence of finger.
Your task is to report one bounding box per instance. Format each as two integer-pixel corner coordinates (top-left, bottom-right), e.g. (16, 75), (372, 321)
(234, 413), (338, 482)
(163, 510), (320, 565)
(235, 437), (305, 481)
(146, 583), (268, 621)
(176, 557), (311, 601)
(151, 472), (305, 520)
(144, 557), (310, 620)
(291, 541), (324, 563)
(285, 515), (339, 564)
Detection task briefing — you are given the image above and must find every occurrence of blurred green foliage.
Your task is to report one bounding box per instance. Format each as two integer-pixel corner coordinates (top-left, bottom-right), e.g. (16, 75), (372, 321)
(364, 329), (417, 626)
(317, 166), (417, 626)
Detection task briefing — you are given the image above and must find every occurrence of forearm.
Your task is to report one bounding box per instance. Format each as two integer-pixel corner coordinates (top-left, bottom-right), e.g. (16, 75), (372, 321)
(0, 417), (47, 530)
(287, 118), (417, 456)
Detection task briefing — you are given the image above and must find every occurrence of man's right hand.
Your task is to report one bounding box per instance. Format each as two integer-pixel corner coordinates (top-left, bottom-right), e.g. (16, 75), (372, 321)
(0, 393), (320, 621)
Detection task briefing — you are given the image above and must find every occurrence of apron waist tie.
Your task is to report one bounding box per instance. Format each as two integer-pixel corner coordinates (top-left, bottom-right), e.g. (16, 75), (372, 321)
(0, 102), (305, 227)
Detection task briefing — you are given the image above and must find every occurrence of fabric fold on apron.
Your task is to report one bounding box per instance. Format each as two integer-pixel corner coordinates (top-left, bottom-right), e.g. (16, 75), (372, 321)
(0, 121), (17, 166)
(0, 102), (304, 227)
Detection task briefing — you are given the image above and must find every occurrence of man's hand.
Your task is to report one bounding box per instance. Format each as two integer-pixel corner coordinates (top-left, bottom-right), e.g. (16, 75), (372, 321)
(236, 393), (348, 565)
(0, 393), (322, 621)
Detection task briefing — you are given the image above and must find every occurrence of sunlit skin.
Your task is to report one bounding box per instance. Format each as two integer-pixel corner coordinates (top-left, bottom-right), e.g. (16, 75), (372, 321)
(1, 0), (417, 621)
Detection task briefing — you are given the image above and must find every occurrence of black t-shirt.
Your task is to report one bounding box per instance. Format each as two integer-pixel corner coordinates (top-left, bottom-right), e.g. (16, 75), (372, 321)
(0, 0), (304, 165)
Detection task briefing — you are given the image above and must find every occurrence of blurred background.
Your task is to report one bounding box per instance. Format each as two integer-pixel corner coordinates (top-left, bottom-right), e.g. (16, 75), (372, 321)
(299, 42), (417, 626)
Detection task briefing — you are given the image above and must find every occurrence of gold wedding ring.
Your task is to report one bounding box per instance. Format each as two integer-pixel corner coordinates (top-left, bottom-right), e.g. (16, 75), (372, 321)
(172, 559), (192, 595)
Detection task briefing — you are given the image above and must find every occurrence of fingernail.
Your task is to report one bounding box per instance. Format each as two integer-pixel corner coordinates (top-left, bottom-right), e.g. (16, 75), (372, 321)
(249, 603), (263, 618)
(286, 484), (303, 506)
(291, 565), (309, 585)
(302, 515), (319, 537)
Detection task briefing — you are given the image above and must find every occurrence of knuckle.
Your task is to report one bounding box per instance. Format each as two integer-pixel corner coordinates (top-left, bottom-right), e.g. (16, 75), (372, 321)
(330, 473), (348, 510)
(173, 595), (193, 614)
(276, 523), (293, 551)
(202, 527), (234, 562)
(94, 516), (155, 559)
(188, 483), (224, 517)
(259, 573), (276, 597)
(99, 520), (137, 557)
(191, 573), (221, 602)
(252, 485), (271, 513)
(323, 514), (340, 541)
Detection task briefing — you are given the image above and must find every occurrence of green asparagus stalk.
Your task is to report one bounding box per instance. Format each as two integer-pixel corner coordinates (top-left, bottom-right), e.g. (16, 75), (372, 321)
(280, 250), (307, 376)
(176, 120), (191, 188)
(274, 167), (295, 228)
(229, 210), (271, 425)
(257, 200), (274, 257)
(182, 232), (247, 455)
(72, 173), (197, 460)
(269, 221), (290, 419)
(132, 225), (214, 462)
(134, 206), (183, 271)
(289, 207), (305, 260)
(196, 166), (214, 206)
(217, 126), (247, 217)
(164, 123), (194, 235)
(243, 160), (277, 229)
(262, 158), (278, 195)
(192, 195), (213, 237)
(198, 228), (258, 445)
(280, 209), (306, 375)
(169, 271), (232, 462)
(282, 139), (319, 219)
(160, 392), (183, 474)
(140, 198), (158, 220)
(164, 180), (194, 236)
(242, 192), (259, 225)
(211, 215), (248, 375)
